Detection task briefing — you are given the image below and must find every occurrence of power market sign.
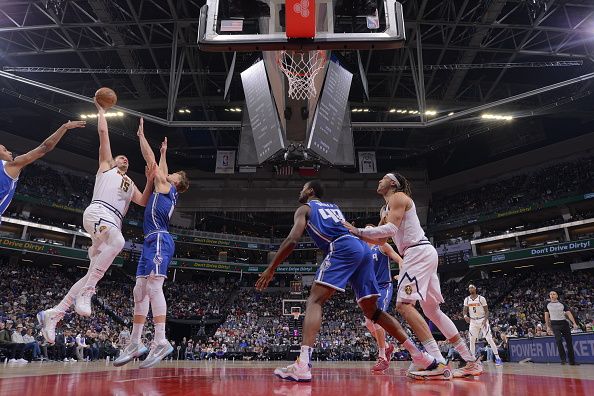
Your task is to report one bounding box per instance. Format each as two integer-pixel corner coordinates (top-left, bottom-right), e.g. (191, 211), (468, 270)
(469, 239), (594, 266)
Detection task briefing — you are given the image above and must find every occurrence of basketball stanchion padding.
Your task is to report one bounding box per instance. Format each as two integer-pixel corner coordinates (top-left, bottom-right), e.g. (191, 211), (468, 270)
(286, 0), (316, 38)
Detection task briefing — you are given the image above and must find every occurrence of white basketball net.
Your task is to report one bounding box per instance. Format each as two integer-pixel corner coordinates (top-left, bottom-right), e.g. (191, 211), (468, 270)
(277, 50), (327, 100)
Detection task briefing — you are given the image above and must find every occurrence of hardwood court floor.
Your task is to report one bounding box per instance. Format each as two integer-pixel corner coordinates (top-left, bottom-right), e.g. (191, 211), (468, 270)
(0, 360), (592, 396)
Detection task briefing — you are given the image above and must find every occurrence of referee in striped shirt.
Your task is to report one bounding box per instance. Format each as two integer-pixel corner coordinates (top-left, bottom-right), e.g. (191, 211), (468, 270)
(544, 290), (579, 365)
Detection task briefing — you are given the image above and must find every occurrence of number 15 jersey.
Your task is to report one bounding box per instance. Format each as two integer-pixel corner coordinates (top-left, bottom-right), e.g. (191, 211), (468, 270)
(90, 167), (135, 227)
(305, 199), (349, 254)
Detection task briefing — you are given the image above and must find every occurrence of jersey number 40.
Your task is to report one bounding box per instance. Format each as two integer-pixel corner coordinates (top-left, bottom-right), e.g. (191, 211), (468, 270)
(318, 208), (345, 223)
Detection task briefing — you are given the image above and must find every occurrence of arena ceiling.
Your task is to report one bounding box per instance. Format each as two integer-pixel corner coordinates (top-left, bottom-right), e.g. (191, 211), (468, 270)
(0, 0), (593, 178)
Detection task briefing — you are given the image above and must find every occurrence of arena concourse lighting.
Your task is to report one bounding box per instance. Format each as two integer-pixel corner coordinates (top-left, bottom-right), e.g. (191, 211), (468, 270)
(224, 108), (242, 112)
(79, 111), (124, 119)
(178, 108), (192, 114)
(481, 113), (513, 121)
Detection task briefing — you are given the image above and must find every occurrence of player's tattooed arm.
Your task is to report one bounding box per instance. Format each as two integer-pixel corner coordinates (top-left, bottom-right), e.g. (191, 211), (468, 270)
(6, 120), (86, 178)
(256, 205), (310, 291)
(344, 193), (407, 241)
(482, 305), (489, 327)
(463, 305), (470, 323)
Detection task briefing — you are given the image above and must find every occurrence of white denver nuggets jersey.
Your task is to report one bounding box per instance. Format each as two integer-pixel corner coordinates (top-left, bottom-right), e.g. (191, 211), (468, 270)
(90, 167), (135, 225)
(388, 200), (429, 254)
(464, 295), (487, 319)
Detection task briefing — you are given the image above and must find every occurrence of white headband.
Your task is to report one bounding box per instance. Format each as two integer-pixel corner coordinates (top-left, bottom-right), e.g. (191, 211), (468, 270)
(386, 173), (401, 188)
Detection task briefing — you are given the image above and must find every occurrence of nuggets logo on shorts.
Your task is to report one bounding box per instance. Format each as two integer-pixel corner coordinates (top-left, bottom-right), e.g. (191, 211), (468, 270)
(404, 285), (413, 295)
(98, 225), (107, 233)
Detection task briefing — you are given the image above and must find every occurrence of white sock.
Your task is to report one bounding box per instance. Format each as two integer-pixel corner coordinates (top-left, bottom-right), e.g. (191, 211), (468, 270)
(299, 345), (312, 365)
(55, 274), (89, 312)
(131, 323), (144, 344)
(423, 339), (446, 364)
(403, 339), (434, 369)
(378, 347), (386, 360)
(154, 323), (166, 345)
(453, 337), (475, 362)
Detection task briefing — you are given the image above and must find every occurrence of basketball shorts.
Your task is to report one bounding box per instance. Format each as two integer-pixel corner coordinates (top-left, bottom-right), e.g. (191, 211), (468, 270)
(136, 232), (175, 278)
(468, 318), (492, 339)
(83, 203), (122, 241)
(377, 283), (394, 311)
(396, 245), (444, 304)
(314, 235), (380, 302)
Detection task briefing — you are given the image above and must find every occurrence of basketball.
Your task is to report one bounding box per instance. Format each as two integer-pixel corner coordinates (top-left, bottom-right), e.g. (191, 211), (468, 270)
(94, 87), (117, 110)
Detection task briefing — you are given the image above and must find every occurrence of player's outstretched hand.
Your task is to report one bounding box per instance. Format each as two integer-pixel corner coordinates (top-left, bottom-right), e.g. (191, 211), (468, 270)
(145, 162), (158, 181)
(256, 267), (275, 291)
(342, 221), (360, 237)
(63, 120), (86, 130)
(93, 97), (106, 114)
(160, 137), (168, 154)
(137, 117), (144, 137)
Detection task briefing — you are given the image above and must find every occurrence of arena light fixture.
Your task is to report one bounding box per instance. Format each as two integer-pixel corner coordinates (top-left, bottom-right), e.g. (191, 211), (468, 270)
(178, 108), (191, 114)
(481, 113), (513, 121)
(79, 112), (124, 119)
(389, 108), (396, 113)
(425, 110), (437, 116)
(448, 112), (454, 116)
(514, 264), (535, 269)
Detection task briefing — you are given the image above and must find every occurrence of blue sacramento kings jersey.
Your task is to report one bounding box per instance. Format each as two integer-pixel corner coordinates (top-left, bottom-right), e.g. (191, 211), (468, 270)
(305, 200), (349, 253)
(143, 185), (177, 235)
(0, 161), (18, 220)
(371, 245), (391, 286)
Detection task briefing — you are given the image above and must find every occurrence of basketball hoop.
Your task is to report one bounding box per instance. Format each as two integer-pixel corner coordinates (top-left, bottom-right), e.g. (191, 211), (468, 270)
(291, 312), (301, 321)
(277, 50), (327, 100)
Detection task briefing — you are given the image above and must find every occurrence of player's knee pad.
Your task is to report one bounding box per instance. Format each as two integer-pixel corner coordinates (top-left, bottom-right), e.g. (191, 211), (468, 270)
(147, 276), (167, 317)
(106, 228), (125, 252)
(395, 301), (413, 315)
(133, 279), (149, 316)
(133, 278), (147, 302)
(370, 308), (383, 323)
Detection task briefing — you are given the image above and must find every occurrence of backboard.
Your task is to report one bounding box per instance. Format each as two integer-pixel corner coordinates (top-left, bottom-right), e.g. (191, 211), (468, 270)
(198, 0), (406, 52)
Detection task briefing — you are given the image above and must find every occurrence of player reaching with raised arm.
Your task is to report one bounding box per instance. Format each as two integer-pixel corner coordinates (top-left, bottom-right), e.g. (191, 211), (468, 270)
(464, 284), (502, 365)
(343, 172), (483, 378)
(114, 119), (189, 368)
(38, 101), (156, 344)
(0, 121), (86, 220)
(256, 181), (446, 382)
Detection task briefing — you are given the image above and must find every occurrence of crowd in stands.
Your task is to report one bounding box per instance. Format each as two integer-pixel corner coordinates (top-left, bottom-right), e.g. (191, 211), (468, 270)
(0, 261), (126, 364)
(430, 155), (594, 225)
(1, 256), (593, 365)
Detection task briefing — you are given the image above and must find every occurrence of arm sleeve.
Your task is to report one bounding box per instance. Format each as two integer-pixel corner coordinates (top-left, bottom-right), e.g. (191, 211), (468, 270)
(358, 222), (399, 239)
